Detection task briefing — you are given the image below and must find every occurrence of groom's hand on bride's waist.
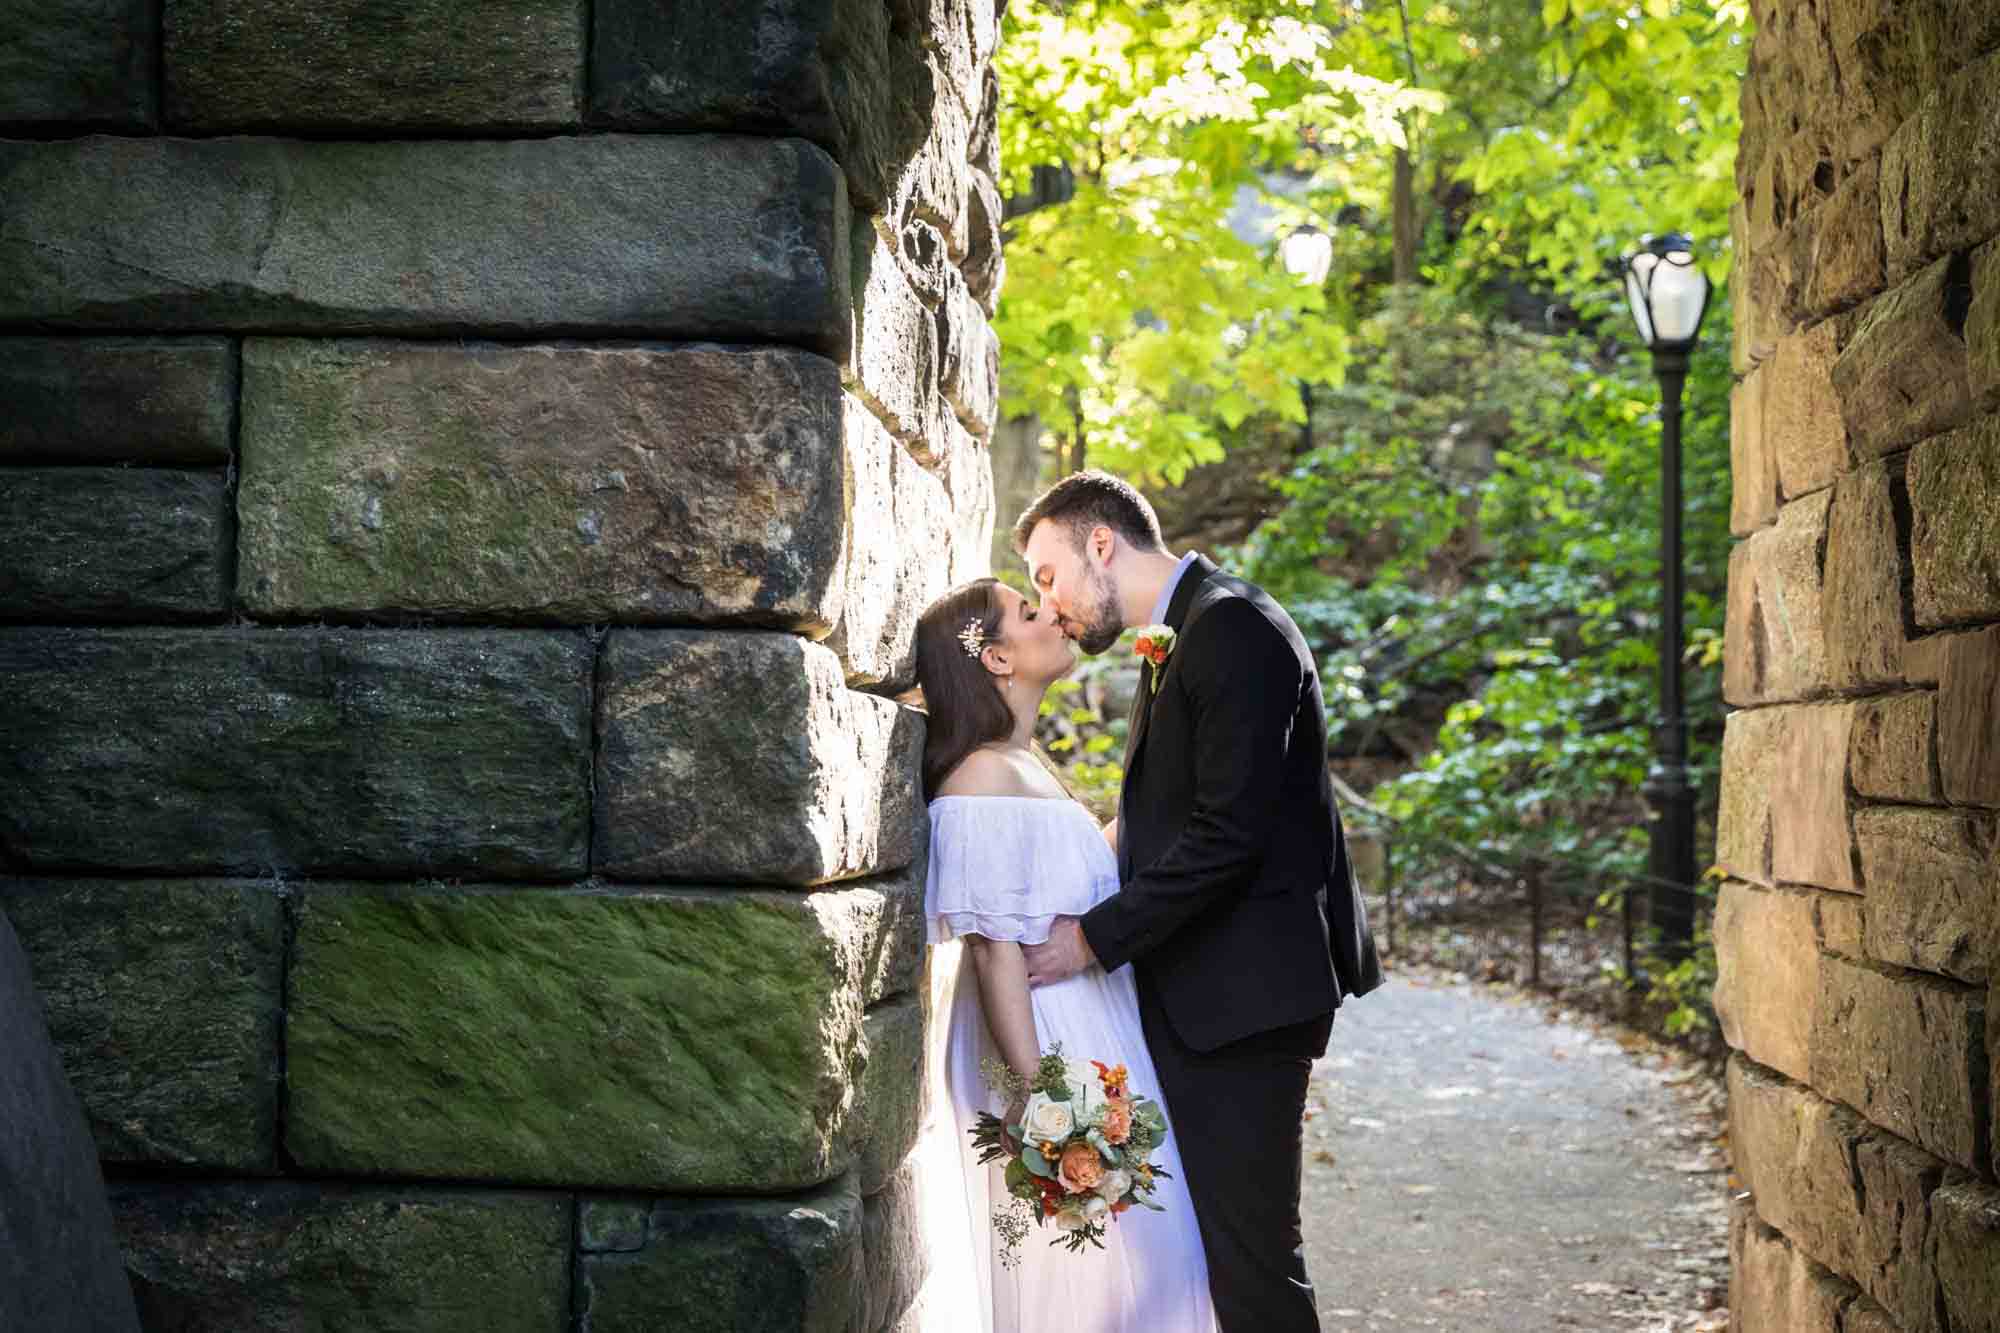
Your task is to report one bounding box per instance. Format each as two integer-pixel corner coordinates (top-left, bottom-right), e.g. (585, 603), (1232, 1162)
(1022, 917), (1096, 987)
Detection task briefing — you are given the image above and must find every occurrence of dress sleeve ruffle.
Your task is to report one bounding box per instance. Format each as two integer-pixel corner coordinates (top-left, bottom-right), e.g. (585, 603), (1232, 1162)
(924, 799), (1121, 945)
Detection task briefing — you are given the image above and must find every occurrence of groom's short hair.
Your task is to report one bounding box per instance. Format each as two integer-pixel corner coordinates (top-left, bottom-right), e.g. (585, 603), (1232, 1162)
(1012, 470), (1167, 555)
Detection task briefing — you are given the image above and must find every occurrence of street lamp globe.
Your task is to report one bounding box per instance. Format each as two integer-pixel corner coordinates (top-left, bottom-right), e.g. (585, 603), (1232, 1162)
(1279, 224), (1333, 288)
(1622, 233), (1711, 352)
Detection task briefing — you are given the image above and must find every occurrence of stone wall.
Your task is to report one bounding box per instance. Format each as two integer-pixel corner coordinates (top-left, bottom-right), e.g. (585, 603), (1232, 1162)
(1721, 2), (2000, 1328)
(0, 2), (1001, 1328)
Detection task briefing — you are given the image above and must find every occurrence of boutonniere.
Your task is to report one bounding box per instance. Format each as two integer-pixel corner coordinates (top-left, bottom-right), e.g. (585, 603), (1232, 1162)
(1133, 624), (1175, 689)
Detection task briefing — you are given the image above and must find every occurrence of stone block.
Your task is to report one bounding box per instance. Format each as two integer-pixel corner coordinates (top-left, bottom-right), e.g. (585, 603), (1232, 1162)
(1730, 371), (1779, 535)
(236, 339), (849, 630)
(0, 468), (231, 620)
(1713, 881), (1820, 1083)
(1967, 240), (2000, 407)
(938, 269), (1000, 440)
(589, 0), (931, 216)
(965, 166), (1005, 316)
(1832, 257), (1974, 459)
(595, 631), (922, 885)
(289, 884), (898, 1190)
(0, 628), (592, 877)
(0, 135), (850, 352)
(850, 997), (924, 1197)
(0, 0), (154, 127)
(111, 1182), (568, 1333)
(1772, 703), (1860, 891)
(1880, 49), (2000, 281)
(936, 415), (996, 584)
(1728, 1055), (1871, 1275)
(1933, 1180), (2000, 1333)
(1848, 691), (1940, 803)
(1, 879), (282, 1170)
(1731, 1216), (1853, 1333)
(889, 56), (972, 260)
(1816, 889), (1867, 958)
(1855, 807), (1997, 983)
(1805, 155), (1886, 317)
(1767, 322), (1848, 498)
(849, 227), (943, 447)
(577, 1177), (862, 1333)
(1811, 954), (1986, 1172)
(1849, 1130), (1952, 1333)
(1717, 706), (1788, 885)
(893, 215), (952, 307)
(0, 337), (233, 464)
(0, 913), (142, 1333)
(165, 0), (583, 130)
(1822, 461), (1907, 691)
(578, 1200), (648, 1255)
(1724, 490), (1831, 705)
(852, 860), (927, 1008)
(860, 1159), (927, 1333)
(828, 399), (955, 690)
(1909, 416), (2000, 628)
(1938, 625), (2000, 806)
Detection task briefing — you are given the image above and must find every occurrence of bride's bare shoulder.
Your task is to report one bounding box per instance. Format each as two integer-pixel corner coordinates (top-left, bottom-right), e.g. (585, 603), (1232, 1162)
(933, 748), (1039, 799)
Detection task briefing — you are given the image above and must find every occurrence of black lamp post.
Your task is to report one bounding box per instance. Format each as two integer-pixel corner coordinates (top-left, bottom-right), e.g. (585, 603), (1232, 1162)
(1622, 232), (1711, 963)
(1280, 224), (1333, 451)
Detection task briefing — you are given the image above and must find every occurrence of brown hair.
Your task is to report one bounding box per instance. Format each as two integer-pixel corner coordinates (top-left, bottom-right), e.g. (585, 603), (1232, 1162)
(1010, 469), (1166, 557)
(914, 578), (1013, 798)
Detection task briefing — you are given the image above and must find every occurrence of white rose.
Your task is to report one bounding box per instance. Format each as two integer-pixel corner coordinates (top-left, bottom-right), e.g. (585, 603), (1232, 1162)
(1096, 1169), (1132, 1202)
(1054, 1209), (1088, 1232)
(1021, 1091), (1076, 1142)
(1080, 1194), (1110, 1221)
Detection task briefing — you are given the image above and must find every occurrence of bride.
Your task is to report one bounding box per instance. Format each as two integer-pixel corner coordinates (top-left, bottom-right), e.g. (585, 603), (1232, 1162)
(909, 577), (1218, 1333)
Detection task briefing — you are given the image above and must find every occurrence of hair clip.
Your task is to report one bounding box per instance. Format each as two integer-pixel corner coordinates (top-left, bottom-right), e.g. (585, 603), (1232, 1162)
(958, 618), (988, 659)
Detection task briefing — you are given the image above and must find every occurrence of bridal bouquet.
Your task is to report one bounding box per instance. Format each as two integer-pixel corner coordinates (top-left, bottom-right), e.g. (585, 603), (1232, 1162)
(971, 1045), (1172, 1263)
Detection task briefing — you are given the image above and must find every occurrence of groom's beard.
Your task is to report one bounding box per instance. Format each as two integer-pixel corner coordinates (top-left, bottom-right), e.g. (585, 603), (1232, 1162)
(1071, 572), (1124, 655)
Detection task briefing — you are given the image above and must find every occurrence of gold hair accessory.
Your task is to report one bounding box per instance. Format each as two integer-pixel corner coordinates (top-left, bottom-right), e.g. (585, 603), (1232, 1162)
(958, 618), (988, 659)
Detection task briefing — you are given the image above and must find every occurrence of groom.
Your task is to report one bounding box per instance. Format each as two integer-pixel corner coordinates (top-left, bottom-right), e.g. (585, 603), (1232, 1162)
(1016, 471), (1382, 1332)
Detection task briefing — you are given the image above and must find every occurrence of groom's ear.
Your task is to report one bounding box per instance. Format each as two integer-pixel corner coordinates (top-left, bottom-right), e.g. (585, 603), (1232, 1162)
(1087, 524), (1117, 566)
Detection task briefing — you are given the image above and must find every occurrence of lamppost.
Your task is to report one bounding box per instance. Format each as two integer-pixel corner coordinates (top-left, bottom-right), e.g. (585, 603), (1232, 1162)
(1279, 224), (1334, 451)
(1621, 233), (1711, 963)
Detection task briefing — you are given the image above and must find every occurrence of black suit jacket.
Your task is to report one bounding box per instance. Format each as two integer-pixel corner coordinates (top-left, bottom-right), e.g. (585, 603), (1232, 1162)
(1079, 556), (1383, 1053)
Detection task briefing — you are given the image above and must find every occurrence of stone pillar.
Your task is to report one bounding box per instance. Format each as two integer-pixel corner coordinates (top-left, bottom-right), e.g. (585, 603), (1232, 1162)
(0, 2), (1001, 1328)
(1720, 4), (2000, 1328)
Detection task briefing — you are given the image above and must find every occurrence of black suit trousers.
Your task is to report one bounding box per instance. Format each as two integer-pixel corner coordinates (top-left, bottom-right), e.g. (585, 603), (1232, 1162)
(1136, 968), (1333, 1333)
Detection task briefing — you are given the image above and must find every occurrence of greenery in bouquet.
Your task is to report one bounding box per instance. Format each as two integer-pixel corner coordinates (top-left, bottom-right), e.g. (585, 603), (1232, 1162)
(972, 1045), (1174, 1263)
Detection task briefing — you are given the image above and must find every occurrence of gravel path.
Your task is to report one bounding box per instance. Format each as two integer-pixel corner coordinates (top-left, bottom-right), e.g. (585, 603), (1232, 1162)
(1298, 971), (1732, 1331)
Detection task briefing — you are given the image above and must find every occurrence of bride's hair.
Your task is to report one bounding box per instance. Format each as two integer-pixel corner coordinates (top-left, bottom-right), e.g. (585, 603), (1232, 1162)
(914, 578), (1013, 797)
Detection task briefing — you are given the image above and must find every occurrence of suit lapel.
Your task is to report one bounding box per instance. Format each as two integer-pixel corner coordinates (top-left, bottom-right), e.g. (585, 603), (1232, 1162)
(1121, 555), (1218, 791)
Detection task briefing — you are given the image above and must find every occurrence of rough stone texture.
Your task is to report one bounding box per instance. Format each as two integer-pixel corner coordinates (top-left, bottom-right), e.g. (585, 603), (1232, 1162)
(1804, 155), (1886, 317)
(1938, 625), (2000, 806)
(1822, 460), (1908, 690)
(965, 167), (1005, 316)
(1880, 48), (2000, 281)
(1816, 889), (1867, 958)
(827, 399), (955, 689)
(1730, 371), (1779, 535)
(938, 269), (1000, 440)
(889, 55), (972, 259)
(1713, 882), (1820, 1084)
(1933, 1179), (2000, 1333)
(1717, 706), (1788, 885)
(1728, 1057), (1873, 1281)
(1910, 416), (2000, 628)
(1854, 807), (1997, 984)
(0, 337), (233, 464)
(0, 0), (155, 128)
(589, 0), (930, 215)
(0, 468), (230, 621)
(165, 0), (583, 130)
(577, 1177), (862, 1333)
(1811, 955), (1987, 1172)
(1772, 703), (1859, 891)
(1724, 490), (1831, 705)
(1969, 240), (2000, 407)
(112, 1182), (568, 1333)
(236, 339), (849, 629)
(1767, 322), (1848, 497)
(936, 414), (997, 584)
(849, 227), (943, 446)
(1831, 257), (1974, 459)
(595, 631), (923, 885)
(1731, 1214), (1852, 1333)
(849, 997), (924, 1197)
(577, 1200), (648, 1254)
(0, 628), (592, 877)
(1849, 1130), (1953, 1333)
(1847, 690), (1940, 803)
(0, 912), (143, 1333)
(1, 879), (282, 1170)
(289, 884), (899, 1190)
(0, 135), (850, 352)
(860, 1159), (927, 1333)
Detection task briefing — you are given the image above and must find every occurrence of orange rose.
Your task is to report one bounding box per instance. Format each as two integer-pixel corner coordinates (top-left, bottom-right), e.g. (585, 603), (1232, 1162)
(1135, 635), (1155, 657)
(1098, 1099), (1133, 1145)
(1057, 1141), (1106, 1195)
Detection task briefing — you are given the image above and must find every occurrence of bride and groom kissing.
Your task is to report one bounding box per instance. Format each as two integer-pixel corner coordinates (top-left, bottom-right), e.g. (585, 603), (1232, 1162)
(911, 470), (1383, 1332)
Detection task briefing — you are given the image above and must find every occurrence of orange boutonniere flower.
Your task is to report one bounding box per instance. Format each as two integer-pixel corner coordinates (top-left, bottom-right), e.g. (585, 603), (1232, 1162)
(1133, 624), (1175, 687)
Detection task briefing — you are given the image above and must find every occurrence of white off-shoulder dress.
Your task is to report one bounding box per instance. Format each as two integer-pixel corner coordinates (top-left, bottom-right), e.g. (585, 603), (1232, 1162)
(914, 795), (1219, 1333)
